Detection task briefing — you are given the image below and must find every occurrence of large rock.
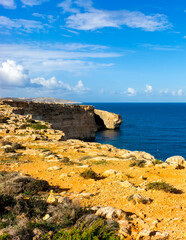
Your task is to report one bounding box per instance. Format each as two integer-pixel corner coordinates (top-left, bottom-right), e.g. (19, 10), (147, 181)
(0, 171), (50, 195)
(95, 206), (126, 220)
(94, 109), (122, 130)
(165, 156), (185, 169)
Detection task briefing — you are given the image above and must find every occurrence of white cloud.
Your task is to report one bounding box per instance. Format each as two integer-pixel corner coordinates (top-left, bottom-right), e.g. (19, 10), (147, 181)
(177, 89), (183, 96)
(142, 44), (180, 51)
(145, 84), (153, 93)
(31, 76), (58, 88)
(0, 43), (119, 74)
(0, 60), (29, 87)
(75, 0), (92, 9)
(32, 13), (58, 23)
(21, 0), (48, 7)
(58, 0), (79, 13)
(0, 0), (16, 9)
(159, 89), (169, 94)
(65, 10), (171, 31)
(127, 87), (136, 96)
(31, 76), (89, 93)
(160, 89), (183, 96)
(58, 1), (171, 32)
(0, 16), (44, 33)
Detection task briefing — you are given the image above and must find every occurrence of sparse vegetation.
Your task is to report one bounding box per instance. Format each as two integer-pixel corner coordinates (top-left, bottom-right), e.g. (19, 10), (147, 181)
(129, 160), (146, 168)
(80, 169), (101, 180)
(79, 156), (94, 161)
(28, 122), (48, 130)
(0, 115), (9, 123)
(52, 219), (120, 240)
(147, 181), (182, 194)
(92, 160), (107, 165)
(26, 119), (36, 124)
(152, 159), (163, 165)
(125, 174), (133, 178)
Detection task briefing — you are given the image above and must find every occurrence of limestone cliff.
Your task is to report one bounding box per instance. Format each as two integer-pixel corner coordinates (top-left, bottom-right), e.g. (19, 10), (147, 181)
(0, 99), (122, 140)
(94, 109), (122, 130)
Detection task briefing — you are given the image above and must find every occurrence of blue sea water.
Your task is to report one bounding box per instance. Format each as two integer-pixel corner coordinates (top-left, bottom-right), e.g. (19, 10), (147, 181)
(84, 103), (186, 161)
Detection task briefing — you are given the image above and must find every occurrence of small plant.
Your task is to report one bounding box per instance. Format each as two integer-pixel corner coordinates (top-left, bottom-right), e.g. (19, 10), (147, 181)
(1, 141), (12, 146)
(152, 159), (163, 165)
(0, 233), (10, 240)
(79, 156), (94, 161)
(80, 169), (100, 180)
(129, 160), (146, 168)
(28, 123), (48, 130)
(92, 160), (107, 165)
(12, 143), (26, 150)
(147, 182), (182, 194)
(26, 119), (36, 124)
(0, 115), (9, 123)
(125, 174), (133, 178)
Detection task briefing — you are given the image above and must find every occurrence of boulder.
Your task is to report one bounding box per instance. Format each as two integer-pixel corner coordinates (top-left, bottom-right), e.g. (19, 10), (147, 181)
(165, 156), (185, 169)
(102, 169), (121, 177)
(95, 206), (126, 220)
(128, 194), (152, 204)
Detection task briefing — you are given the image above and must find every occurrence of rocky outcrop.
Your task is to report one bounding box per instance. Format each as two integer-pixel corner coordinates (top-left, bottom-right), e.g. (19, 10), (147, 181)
(0, 99), (122, 140)
(94, 109), (122, 130)
(165, 155), (185, 169)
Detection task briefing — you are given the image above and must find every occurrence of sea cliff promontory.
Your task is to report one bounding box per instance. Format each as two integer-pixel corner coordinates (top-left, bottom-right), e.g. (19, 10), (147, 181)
(0, 98), (122, 140)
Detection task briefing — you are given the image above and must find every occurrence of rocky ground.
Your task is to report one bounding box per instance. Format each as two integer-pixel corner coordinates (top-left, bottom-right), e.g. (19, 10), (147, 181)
(0, 103), (185, 239)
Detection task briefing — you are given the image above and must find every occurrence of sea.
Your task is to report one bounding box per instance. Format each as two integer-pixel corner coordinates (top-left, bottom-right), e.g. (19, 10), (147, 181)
(83, 103), (186, 161)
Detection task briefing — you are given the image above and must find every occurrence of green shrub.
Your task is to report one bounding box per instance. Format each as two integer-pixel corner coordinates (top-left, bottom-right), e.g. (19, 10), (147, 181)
(28, 123), (48, 130)
(129, 160), (146, 168)
(0, 233), (10, 240)
(92, 160), (107, 165)
(52, 219), (120, 240)
(147, 182), (182, 194)
(80, 169), (99, 180)
(152, 159), (163, 165)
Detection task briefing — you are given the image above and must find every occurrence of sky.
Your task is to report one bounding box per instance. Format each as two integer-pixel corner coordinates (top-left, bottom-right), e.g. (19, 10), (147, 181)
(0, 0), (186, 102)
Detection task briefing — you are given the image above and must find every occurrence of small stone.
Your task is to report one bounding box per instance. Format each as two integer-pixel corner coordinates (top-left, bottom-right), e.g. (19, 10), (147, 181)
(120, 180), (135, 188)
(47, 190), (58, 204)
(47, 166), (61, 171)
(43, 214), (50, 221)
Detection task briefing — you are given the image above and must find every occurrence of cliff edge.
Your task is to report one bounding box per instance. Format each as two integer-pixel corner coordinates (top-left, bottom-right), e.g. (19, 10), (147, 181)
(0, 99), (122, 140)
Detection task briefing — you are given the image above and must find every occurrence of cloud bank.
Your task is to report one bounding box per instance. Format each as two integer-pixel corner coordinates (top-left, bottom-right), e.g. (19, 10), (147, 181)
(59, 0), (171, 31)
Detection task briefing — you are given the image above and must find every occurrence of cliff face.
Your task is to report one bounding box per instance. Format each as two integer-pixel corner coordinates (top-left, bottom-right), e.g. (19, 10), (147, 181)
(0, 100), (122, 140)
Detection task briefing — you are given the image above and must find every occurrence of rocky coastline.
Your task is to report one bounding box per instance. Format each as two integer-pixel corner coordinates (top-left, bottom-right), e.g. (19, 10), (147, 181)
(0, 100), (185, 239)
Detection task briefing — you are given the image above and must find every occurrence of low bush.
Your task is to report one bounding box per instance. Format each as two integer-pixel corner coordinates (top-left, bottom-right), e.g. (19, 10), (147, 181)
(80, 169), (100, 180)
(28, 123), (48, 130)
(52, 219), (120, 240)
(129, 160), (146, 168)
(152, 159), (163, 165)
(147, 182), (182, 194)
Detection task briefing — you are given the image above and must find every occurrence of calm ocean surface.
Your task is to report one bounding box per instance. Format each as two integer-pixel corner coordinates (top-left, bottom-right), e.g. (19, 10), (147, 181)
(83, 103), (186, 161)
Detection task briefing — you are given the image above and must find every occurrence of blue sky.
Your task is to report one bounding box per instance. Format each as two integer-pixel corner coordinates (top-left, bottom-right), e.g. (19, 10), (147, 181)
(0, 0), (186, 102)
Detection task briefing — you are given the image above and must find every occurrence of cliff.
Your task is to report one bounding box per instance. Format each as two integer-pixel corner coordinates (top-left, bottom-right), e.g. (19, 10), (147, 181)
(0, 99), (122, 140)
